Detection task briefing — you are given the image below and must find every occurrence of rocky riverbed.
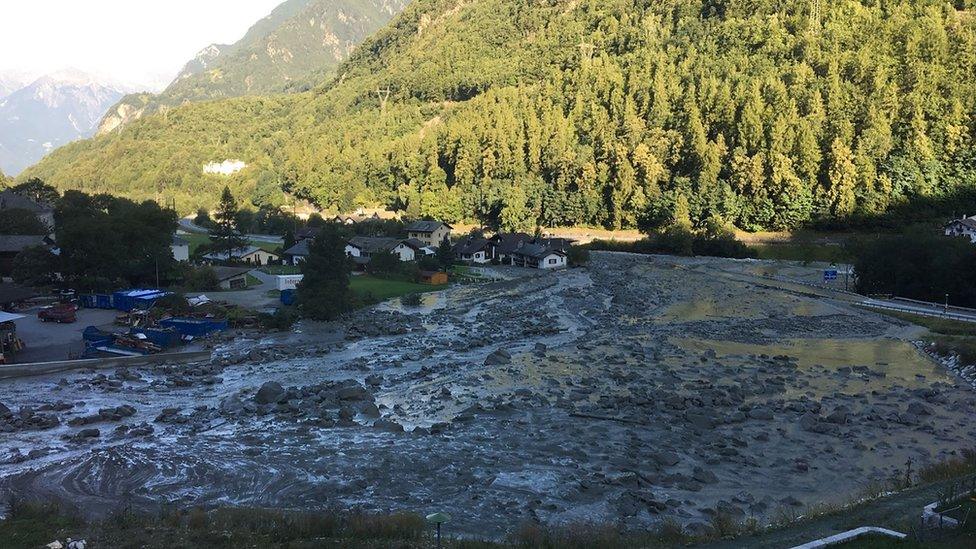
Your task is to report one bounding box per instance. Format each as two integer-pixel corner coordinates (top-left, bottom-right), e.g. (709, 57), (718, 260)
(1, 252), (974, 538)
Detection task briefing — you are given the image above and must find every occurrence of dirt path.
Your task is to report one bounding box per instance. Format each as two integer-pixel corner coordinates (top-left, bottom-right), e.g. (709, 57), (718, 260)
(703, 478), (965, 548)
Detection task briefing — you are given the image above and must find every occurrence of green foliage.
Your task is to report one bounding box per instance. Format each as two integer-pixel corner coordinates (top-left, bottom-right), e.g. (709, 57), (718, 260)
(182, 265), (221, 291)
(209, 186), (248, 255)
(436, 235), (455, 268)
(566, 246), (590, 266)
(21, 0), (976, 233)
(297, 225), (353, 320)
(0, 208), (48, 234)
(54, 190), (178, 290)
(9, 177), (59, 204)
(849, 229), (976, 307)
(11, 246), (59, 287)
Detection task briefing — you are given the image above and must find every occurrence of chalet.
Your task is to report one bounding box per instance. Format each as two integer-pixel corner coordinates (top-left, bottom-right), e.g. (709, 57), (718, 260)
(0, 234), (53, 276)
(400, 238), (436, 257)
(212, 266), (253, 290)
(171, 235), (190, 262)
(405, 220), (452, 247)
(945, 216), (976, 243)
(0, 189), (54, 229)
(294, 226), (321, 242)
(332, 212), (382, 225)
(490, 232), (533, 264)
(203, 246), (279, 266)
(511, 242), (568, 270)
(283, 240), (311, 265)
(345, 236), (418, 262)
(453, 236), (493, 264)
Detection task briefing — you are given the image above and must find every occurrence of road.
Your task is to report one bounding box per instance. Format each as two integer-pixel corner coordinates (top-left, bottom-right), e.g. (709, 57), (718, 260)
(859, 297), (976, 324)
(178, 217), (283, 245)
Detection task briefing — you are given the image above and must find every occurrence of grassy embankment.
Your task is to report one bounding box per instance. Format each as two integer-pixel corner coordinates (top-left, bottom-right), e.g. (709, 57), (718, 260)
(870, 309), (976, 364)
(180, 233), (279, 254)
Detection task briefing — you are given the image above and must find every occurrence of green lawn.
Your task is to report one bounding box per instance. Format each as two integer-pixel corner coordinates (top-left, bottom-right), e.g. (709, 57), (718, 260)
(350, 276), (444, 301)
(261, 265), (302, 275)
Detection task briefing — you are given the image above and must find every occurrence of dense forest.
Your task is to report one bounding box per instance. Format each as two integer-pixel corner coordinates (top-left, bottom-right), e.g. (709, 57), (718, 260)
(22, 0), (976, 232)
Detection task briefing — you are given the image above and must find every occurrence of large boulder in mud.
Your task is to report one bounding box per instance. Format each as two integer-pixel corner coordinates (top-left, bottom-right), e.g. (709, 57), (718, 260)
(337, 383), (371, 402)
(0, 401), (10, 417)
(484, 349), (512, 366)
(255, 382), (285, 405)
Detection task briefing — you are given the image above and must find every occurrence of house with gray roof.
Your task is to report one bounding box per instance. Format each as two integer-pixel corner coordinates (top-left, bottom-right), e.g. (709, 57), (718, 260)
(405, 220), (452, 247)
(945, 215), (976, 244)
(345, 237), (421, 262)
(0, 189), (54, 229)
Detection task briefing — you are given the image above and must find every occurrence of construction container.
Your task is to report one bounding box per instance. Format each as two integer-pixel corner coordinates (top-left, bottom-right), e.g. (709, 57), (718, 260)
(159, 317), (228, 337)
(280, 289), (297, 306)
(129, 327), (181, 348)
(112, 289), (171, 311)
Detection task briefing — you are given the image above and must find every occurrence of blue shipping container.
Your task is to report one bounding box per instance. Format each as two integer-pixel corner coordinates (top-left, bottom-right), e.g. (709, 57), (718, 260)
(280, 289), (296, 306)
(130, 327), (181, 348)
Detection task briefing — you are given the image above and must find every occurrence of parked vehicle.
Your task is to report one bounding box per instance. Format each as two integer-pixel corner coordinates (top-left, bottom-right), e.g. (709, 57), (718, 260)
(38, 304), (77, 323)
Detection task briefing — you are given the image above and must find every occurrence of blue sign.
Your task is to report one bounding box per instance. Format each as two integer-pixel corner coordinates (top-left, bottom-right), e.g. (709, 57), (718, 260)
(823, 269), (838, 282)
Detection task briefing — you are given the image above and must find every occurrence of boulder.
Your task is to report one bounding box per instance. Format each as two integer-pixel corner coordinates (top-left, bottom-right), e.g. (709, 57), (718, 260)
(907, 402), (932, 416)
(255, 382), (285, 405)
(337, 384), (371, 401)
(374, 419), (405, 433)
(219, 395), (245, 415)
(77, 428), (100, 439)
(484, 349), (512, 366)
(650, 451), (681, 467)
(0, 401), (10, 417)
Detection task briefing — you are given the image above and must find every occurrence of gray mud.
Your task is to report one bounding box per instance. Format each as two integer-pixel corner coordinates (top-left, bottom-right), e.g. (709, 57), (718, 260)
(1, 252), (974, 538)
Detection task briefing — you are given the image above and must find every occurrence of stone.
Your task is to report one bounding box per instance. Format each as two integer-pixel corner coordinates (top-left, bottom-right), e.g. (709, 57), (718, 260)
(484, 349), (512, 366)
(374, 419), (405, 433)
(255, 382), (285, 405)
(748, 408), (774, 421)
(220, 395), (245, 415)
(0, 401), (10, 417)
(650, 451), (681, 467)
(337, 384), (370, 401)
(907, 402), (932, 416)
(692, 467), (718, 484)
(77, 428), (100, 439)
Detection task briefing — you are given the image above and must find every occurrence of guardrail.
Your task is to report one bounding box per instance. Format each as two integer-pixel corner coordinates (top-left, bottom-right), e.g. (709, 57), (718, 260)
(857, 301), (976, 324)
(0, 350), (211, 380)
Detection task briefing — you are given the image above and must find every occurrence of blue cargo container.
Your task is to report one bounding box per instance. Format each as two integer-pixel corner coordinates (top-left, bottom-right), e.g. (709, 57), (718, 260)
(280, 289), (296, 306)
(95, 294), (113, 309)
(159, 317), (228, 337)
(80, 295), (96, 308)
(113, 289), (171, 311)
(130, 327), (181, 348)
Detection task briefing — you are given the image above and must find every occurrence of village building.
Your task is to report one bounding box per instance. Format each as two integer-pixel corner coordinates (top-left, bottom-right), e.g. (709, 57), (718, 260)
(511, 242), (568, 270)
(453, 236), (493, 264)
(0, 234), (53, 276)
(405, 220), (452, 247)
(202, 246), (279, 266)
(331, 212), (382, 225)
(944, 215), (976, 243)
(419, 270), (449, 285)
(0, 189), (54, 229)
(171, 235), (190, 262)
(345, 236), (417, 262)
(212, 266), (253, 290)
(283, 239), (311, 265)
(490, 232), (533, 264)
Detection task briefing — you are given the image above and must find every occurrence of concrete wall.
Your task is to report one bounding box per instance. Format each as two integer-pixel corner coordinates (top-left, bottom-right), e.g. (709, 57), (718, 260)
(0, 350), (212, 380)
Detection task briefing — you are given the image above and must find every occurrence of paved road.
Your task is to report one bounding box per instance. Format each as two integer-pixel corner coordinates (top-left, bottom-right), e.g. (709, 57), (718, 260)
(178, 217), (284, 245)
(859, 297), (976, 324)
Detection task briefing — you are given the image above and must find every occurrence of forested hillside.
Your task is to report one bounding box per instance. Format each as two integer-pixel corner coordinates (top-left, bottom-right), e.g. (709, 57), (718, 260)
(97, 0), (408, 134)
(24, 0), (976, 232)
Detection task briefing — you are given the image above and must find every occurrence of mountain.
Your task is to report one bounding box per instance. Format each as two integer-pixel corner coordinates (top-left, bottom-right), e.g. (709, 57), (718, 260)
(0, 71), (37, 100)
(0, 69), (135, 176)
(23, 0), (976, 231)
(97, 0), (409, 134)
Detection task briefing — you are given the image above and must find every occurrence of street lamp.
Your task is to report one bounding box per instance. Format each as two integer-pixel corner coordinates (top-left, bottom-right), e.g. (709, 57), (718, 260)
(426, 512), (451, 549)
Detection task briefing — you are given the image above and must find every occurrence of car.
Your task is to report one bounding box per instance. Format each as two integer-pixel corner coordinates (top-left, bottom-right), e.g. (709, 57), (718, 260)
(38, 304), (77, 323)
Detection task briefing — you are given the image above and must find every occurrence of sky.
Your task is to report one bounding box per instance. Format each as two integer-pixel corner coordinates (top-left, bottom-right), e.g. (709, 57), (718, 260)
(0, 0), (284, 90)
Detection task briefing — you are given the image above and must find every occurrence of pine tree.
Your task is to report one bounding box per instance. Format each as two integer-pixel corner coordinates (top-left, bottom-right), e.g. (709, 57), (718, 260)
(297, 225), (353, 321)
(209, 186), (248, 257)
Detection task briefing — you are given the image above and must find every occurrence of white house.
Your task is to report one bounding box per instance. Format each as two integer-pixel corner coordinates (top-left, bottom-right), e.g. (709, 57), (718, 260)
(171, 235), (190, 262)
(203, 245), (279, 266)
(511, 242), (567, 270)
(945, 216), (976, 243)
(453, 237), (492, 264)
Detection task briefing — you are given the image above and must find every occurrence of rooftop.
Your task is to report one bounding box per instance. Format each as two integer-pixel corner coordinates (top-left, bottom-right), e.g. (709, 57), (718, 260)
(405, 220), (450, 233)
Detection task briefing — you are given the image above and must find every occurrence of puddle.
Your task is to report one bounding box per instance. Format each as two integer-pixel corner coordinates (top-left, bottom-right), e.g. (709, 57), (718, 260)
(671, 337), (952, 389)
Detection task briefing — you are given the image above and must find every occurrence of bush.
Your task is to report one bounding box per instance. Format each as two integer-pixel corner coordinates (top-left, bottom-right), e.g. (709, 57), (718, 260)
(567, 246), (590, 266)
(587, 225), (755, 259)
(402, 293), (423, 306)
(182, 266), (220, 291)
(11, 246), (59, 286)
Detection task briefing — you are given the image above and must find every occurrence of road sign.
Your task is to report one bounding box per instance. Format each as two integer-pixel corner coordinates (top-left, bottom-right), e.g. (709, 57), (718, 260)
(823, 269), (838, 282)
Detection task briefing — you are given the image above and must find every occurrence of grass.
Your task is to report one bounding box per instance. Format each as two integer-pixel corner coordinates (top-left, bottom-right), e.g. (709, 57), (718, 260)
(260, 265), (302, 275)
(350, 275), (444, 301)
(751, 241), (850, 263)
(870, 309), (976, 364)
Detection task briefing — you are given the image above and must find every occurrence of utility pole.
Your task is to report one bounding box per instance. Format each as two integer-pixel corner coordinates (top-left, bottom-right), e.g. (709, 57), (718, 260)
(375, 86), (391, 113)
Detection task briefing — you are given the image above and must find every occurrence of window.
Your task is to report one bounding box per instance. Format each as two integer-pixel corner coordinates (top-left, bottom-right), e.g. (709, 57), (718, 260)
(549, 258), (557, 264)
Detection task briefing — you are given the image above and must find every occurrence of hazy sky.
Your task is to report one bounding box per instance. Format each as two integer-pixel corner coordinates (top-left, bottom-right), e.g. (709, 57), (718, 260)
(0, 0), (284, 89)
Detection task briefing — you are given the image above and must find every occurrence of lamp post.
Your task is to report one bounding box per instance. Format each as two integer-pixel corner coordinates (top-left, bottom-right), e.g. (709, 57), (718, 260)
(945, 294), (949, 315)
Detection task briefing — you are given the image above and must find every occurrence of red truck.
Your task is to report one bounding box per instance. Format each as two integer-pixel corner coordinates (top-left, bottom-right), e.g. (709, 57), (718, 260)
(38, 304), (77, 323)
